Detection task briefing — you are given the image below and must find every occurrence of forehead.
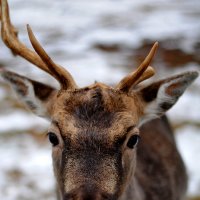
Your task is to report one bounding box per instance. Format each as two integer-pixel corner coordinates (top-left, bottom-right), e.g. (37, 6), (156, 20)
(52, 84), (139, 138)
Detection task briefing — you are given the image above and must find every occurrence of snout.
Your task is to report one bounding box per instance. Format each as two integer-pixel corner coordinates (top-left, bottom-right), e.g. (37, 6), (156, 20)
(63, 185), (114, 200)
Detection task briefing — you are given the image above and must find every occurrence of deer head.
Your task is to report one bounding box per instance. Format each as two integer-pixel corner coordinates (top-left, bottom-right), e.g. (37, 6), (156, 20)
(0, 0), (198, 199)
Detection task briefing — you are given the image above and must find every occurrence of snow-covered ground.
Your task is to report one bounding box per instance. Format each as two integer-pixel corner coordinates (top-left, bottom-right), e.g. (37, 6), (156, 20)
(0, 0), (200, 199)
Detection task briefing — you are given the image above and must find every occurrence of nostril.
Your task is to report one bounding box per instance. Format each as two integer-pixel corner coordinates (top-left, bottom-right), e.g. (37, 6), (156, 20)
(82, 192), (99, 200)
(83, 197), (93, 200)
(63, 186), (112, 200)
(63, 193), (74, 200)
(63, 192), (95, 200)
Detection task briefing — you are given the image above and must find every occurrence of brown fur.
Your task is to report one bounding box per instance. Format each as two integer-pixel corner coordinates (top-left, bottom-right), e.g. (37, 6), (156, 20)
(136, 117), (187, 200)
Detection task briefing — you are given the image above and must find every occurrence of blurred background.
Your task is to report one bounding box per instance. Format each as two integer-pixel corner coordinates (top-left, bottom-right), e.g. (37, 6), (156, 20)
(0, 0), (200, 199)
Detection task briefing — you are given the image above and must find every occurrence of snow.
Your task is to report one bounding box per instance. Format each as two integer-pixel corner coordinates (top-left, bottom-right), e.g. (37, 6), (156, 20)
(0, 111), (49, 133)
(175, 126), (200, 195)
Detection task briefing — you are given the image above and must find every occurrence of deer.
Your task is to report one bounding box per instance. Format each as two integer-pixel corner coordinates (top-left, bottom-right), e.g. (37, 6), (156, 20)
(0, 0), (199, 200)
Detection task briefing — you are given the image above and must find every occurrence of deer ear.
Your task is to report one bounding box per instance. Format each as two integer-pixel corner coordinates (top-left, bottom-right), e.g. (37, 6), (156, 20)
(0, 69), (57, 118)
(137, 71), (198, 125)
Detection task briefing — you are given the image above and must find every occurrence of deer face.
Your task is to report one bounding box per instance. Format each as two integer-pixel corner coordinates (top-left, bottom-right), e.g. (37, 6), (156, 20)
(47, 85), (141, 199)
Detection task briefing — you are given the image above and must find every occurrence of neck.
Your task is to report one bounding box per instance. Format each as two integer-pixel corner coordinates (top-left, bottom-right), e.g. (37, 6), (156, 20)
(120, 176), (144, 200)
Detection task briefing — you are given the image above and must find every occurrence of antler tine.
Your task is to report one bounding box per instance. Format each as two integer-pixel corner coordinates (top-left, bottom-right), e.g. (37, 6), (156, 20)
(134, 66), (155, 86)
(116, 42), (158, 92)
(27, 25), (77, 90)
(0, 0), (18, 56)
(0, 0), (77, 90)
(1, 0), (49, 73)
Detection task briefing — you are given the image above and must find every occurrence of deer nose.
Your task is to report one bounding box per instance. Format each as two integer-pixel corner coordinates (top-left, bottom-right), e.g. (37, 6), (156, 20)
(64, 191), (100, 200)
(64, 185), (110, 200)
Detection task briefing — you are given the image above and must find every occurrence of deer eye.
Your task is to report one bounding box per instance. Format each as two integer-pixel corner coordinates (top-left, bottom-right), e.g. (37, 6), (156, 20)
(48, 132), (59, 146)
(127, 135), (140, 149)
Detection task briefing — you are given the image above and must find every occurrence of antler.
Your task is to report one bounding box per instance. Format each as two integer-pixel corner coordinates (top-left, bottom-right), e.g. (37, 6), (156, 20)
(133, 66), (155, 85)
(0, 0), (77, 90)
(116, 42), (158, 92)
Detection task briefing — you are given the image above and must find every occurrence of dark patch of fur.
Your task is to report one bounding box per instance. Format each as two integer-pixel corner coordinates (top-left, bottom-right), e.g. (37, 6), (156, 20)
(160, 102), (174, 111)
(75, 129), (117, 154)
(32, 80), (55, 101)
(140, 82), (161, 102)
(74, 88), (114, 128)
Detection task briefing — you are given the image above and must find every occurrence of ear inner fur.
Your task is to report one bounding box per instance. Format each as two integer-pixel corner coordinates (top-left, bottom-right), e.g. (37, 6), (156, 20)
(137, 71), (198, 125)
(0, 69), (57, 117)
